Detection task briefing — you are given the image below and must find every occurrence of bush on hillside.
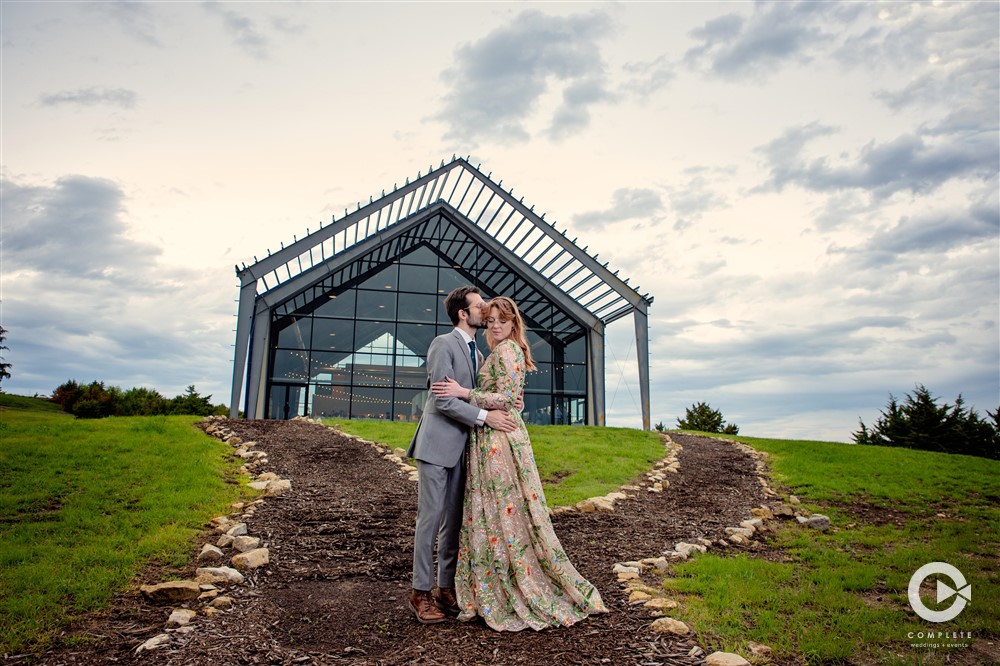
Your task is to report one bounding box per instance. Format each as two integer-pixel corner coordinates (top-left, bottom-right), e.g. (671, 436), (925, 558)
(676, 401), (740, 435)
(853, 385), (999, 460)
(50, 380), (226, 418)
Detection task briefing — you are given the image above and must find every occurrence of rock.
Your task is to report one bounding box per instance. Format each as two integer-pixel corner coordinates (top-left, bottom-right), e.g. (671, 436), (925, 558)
(231, 547), (270, 571)
(195, 566), (245, 585)
(198, 590), (219, 601)
(231, 502), (245, 510)
(751, 506), (774, 520)
(233, 535), (261, 552)
(140, 580), (201, 604)
(789, 495), (801, 504)
(772, 504), (796, 518)
(688, 646), (704, 658)
(393, 447), (407, 458)
(617, 571), (640, 582)
(199, 584), (218, 591)
(225, 523), (248, 537)
(651, 482), (663, 492)
(255, 472), (279, 482)
(174, 625), (196, 635)
(675, 542), (707, 557)
(644, 598), (678, 610)
(203, 606), (221, 617)
(209, 516), (230, 528)
(400, 464), (417, 473)
(408, 472), (420, 482)
(625, 582), (659, 594)
(217, 534), (235, 548)
(208, 596), (233, 609)
(248, 480), (269, 490)
(264, 479), (292, 496)
(651, 617), (689, 635)
(748, 642), (773, 657)
(621, 485), (641, 491)
(729, 534), (750, 545)
(740, 518), (763, 531)
(576, 499), (597, 513)
(799, 513), (831, 530)
(606, 492), (629, 501)
(166, 608), (197, 628)
(198, 544), (225, 562)
(628, 590), (652, 604)
(705, 652), (751, 666)
(648, 557), (669, 572)
(725, 527), (754, 538)
(135, 633), (171, 653)
(613, 563), (640, 574)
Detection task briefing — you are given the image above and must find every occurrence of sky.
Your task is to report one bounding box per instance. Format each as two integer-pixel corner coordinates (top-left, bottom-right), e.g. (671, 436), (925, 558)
(2, 1), (997, 442)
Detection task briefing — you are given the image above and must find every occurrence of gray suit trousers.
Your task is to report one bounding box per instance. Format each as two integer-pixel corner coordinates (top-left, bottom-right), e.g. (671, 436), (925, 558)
(412, 452), (466, 591)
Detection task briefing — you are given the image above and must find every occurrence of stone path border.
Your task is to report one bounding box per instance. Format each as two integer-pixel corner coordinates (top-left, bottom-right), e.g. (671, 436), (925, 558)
(134, 417), (830, 663)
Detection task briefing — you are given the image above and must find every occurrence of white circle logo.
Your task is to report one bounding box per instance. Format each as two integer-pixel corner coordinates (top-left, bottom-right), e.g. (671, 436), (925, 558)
(908, 562), (971, 623)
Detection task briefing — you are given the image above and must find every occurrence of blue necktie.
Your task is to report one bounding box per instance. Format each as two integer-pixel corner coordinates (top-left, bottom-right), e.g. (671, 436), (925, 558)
(468, 341), (477, 375)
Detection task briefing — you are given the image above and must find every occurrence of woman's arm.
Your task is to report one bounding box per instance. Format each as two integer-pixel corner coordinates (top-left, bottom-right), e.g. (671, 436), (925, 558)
(468, 341), (524, 411)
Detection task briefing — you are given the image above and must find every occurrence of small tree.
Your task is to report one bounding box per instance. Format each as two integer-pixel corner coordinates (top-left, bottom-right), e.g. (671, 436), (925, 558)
(169, 385), (214, 416)
(676, 401), (739, 434)
(0, 325), (11, 388)
(854, 385), (999, 459)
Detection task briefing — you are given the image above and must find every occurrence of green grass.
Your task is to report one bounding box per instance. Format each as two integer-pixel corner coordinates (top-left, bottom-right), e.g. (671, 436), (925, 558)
(660, 432), (1000, 665)
(0, 392), (62, 412)
(0, 409), (249, 655)
(325, 419), (664, 507)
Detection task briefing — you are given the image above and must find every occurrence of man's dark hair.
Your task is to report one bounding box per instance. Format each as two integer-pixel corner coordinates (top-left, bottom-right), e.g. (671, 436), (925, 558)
(444, 286), (480, 325)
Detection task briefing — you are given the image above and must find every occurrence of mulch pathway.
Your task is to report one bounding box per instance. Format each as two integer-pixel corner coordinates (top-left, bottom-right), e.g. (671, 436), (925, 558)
(32, 421), (773, 665)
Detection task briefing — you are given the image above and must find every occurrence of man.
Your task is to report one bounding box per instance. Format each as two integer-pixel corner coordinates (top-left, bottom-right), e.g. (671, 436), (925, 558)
(406, 286), (517, 624)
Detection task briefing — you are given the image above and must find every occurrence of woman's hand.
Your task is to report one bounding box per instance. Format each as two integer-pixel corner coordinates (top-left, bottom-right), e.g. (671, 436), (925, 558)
(430, 376), (471, 400)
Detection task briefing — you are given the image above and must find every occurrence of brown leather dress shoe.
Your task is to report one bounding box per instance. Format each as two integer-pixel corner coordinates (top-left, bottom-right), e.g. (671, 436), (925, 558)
(409, 589), (446, 624)
(433, 587), (460, 617)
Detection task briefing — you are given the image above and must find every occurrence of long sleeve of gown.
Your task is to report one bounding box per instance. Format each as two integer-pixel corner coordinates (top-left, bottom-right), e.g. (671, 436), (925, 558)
(468, 341), (524, 411)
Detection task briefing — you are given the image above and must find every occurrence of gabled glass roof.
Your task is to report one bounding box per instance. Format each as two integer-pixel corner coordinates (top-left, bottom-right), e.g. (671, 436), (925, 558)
(238, 157), (652, 326)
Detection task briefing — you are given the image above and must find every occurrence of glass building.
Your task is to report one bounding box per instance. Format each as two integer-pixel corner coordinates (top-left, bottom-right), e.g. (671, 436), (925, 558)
(231, 158), (653, 427)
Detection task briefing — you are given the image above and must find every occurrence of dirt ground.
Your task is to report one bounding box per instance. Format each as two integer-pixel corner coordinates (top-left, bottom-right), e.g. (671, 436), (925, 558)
(31, 420), (776, 666)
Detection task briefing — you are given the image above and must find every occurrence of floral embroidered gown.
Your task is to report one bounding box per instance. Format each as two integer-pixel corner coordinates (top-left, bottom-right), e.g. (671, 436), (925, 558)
(454, 338), (608, 631)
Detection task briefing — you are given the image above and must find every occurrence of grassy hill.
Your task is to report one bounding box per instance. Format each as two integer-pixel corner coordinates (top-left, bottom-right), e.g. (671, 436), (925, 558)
(0, 407), (249, 654)
(1, 404), (996, 663)
(663, 432), (1000, 664)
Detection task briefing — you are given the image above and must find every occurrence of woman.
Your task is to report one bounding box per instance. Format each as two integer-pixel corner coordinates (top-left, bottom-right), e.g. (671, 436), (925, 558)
(430, 296), (607, 631)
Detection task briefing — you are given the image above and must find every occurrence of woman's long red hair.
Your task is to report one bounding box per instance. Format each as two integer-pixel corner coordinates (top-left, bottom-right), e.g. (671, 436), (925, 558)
(484, 296), (536, 371)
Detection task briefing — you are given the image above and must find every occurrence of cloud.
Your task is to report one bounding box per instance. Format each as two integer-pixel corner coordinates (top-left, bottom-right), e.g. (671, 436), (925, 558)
(202, 1), (269, 60)
(684, 1), (855, 79)
(830, 186), (999, 268)
(574, 187), (664, 231)
(620, 54), (675, 100)
(2, 174), (160, 278)
(665, 169), (732, 231)
(1, 173), (236, 402)
(435, 9), (615, 145)
(89, 1), (163, 47)
(38, 87), (137, 109)
(754, 124), (998, 199)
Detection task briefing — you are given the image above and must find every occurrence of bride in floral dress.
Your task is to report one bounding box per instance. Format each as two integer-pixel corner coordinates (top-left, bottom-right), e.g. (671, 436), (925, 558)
(430, 296), (607, 631)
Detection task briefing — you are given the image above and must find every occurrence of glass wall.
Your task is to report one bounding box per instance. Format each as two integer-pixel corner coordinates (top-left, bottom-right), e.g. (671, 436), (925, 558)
(266, 237), (589, 424)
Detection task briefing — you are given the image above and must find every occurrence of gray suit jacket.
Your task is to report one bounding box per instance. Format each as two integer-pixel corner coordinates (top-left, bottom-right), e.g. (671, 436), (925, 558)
(406, 329), (484, 467)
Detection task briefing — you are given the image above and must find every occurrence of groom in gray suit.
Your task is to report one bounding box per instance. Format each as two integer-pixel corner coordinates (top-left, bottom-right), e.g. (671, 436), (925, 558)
(406, 285), (517, 623)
